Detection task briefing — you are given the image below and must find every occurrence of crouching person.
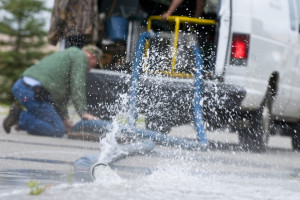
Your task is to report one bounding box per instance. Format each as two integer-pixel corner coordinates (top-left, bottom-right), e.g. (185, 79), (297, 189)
(3, 45), (102, 137)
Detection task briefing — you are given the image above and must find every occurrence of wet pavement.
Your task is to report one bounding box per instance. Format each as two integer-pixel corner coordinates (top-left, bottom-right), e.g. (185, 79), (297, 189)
(0, 106), (98, 193)
(0, 106), (300, 199)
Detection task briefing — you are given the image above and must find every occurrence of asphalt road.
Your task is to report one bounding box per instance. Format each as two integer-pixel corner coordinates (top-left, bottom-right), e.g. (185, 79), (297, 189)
(0, 107), (299, 199)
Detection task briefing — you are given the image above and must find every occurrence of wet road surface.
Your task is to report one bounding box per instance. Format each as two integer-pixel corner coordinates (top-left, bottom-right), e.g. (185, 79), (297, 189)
(0, 109), (299, 199)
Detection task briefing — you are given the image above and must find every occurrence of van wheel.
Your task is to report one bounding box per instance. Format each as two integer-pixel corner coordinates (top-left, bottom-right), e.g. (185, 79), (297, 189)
(239, 93), (272, 152)
(145, 116), (171, 134)
(291, 124), (300, 151)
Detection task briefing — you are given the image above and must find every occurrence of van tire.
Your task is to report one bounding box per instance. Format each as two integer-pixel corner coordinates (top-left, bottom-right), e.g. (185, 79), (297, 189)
(239, 92), (272, 152)
(291, 124), (300, 150)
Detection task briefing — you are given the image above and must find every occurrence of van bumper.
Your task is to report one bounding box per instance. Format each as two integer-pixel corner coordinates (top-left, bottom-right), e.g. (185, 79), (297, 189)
(86, 70), (246, 123)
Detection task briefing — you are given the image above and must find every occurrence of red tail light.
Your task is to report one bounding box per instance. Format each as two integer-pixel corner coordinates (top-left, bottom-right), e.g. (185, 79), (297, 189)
(230, 33), (250, 66)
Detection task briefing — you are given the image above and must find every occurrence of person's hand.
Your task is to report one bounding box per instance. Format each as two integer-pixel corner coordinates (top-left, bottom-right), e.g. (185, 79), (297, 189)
(82, 113), (99, 120)
(161, 0), (183, 20)
(161, 11), (171, 21)
(63, 119), (73, 132)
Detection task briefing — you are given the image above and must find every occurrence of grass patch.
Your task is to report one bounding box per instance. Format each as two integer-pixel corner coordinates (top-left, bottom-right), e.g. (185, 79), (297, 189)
(27, 180), (46, 195)
(116, 113), (145, 128)
(0, 102), (9, 115)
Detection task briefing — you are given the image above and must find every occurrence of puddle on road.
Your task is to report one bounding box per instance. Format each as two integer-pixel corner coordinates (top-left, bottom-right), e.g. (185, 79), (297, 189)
(1, 157), (300, 200)
(1, 113), (299, 199)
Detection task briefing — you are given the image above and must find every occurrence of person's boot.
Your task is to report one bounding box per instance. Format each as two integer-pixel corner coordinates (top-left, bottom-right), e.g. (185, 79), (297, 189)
(3, 104), (22, 134)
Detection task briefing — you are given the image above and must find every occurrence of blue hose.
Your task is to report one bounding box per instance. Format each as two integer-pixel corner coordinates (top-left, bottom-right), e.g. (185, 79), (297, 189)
(193, 45), (208, 145)
(128, 31), (155, 127)
(128, 33), (207, 145)
(71, 33), (209, 181)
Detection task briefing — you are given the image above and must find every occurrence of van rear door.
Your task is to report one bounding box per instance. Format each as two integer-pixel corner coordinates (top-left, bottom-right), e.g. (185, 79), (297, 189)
(285, 0), (300, 120)
(214, 0), (231, 77)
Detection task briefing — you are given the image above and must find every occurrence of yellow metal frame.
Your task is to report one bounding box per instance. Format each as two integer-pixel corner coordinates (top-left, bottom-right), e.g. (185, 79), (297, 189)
(145, 16), (215, 78)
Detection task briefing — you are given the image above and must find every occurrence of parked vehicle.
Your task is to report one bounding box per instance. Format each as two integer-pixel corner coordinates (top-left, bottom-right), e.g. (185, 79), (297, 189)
(87, 0), (300, 152)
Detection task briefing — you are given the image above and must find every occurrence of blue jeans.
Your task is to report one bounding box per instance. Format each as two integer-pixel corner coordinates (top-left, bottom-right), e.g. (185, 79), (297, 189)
(12, 78), (65, 137)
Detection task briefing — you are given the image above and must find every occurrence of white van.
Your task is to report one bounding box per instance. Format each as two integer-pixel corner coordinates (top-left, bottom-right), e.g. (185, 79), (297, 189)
(87, 0), (300, 152)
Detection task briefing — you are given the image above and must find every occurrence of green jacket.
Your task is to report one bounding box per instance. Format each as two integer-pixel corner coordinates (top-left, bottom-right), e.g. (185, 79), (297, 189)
(23, 47), (88, 119)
